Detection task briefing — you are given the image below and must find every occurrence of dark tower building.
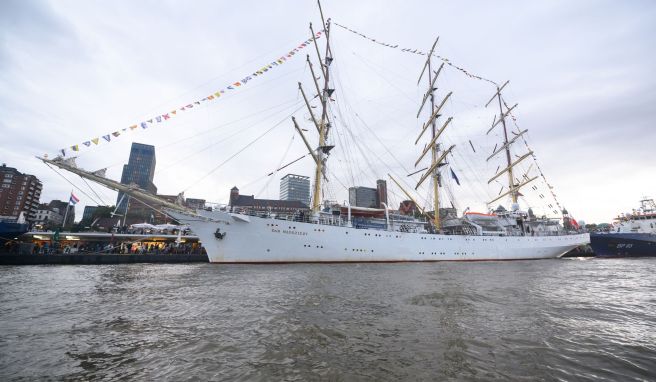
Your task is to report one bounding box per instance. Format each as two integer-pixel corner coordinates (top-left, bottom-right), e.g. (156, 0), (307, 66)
(229, 187), (240, 206)
(82, 205), (99, 223)
(349, 186), (378, 208)
(116, 143), (157, 216)
(376, 179), (387, 208)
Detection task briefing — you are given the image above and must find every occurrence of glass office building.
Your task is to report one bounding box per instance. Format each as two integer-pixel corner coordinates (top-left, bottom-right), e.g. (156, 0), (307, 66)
(116, 143), (157, 216)
(280, 174), (310, 207)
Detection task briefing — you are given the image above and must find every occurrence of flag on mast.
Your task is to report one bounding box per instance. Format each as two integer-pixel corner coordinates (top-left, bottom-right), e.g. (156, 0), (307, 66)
(69, 192), (80, 205)
(450, 168), (461, 186)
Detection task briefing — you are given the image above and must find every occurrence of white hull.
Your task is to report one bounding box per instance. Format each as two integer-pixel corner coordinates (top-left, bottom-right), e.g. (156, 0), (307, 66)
(167, 209), (590, 263)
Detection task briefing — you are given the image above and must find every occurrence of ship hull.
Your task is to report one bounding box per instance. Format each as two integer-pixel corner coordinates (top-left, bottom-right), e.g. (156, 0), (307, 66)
(0, 222), (29, 244)
(590, 233), (656, 258)
(167, 210), (589, 263)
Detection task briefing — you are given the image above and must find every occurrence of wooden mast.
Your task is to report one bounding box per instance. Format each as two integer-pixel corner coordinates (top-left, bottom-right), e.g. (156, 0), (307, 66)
(294, 0), (333, 214)
(428, 57), (440, 229)
(415, 37), (450, 231)
(496, 89), (516, 203)
(485, 81), (536, 206)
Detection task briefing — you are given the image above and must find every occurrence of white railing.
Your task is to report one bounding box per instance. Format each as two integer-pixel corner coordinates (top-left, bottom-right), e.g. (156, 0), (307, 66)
(200, 205), (582, 237)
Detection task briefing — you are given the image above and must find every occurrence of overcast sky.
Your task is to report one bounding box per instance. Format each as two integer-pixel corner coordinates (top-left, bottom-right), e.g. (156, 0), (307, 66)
(1, 0), (654, 224)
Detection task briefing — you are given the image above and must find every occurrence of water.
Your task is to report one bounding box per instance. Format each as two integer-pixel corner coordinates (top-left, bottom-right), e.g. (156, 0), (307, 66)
(1, 259), (654, 381)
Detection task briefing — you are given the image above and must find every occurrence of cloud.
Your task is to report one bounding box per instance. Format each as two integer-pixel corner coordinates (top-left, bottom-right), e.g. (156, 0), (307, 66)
(1, 0), (654, 224)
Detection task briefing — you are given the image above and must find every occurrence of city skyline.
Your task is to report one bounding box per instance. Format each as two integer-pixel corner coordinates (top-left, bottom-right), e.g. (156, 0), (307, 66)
(1, 1), (655, 223)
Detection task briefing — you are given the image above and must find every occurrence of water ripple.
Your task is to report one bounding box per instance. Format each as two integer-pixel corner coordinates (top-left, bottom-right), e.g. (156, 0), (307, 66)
(0, 260), (655, 380)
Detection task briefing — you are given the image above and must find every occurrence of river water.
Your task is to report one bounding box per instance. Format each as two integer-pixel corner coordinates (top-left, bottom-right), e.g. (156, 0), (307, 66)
(1, 258), (654, 381)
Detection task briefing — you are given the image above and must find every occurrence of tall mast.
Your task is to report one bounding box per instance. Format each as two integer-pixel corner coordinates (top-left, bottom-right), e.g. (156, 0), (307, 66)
(485, 81), (536, 206)
(497, 87), (516, 203)
(296, 0), (334, 214)
(414, 37), (452, 231)
(428, 52), (440, 228)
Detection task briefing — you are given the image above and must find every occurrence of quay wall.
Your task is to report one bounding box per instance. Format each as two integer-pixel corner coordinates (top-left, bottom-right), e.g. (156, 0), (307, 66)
(0, 252), (208, 265)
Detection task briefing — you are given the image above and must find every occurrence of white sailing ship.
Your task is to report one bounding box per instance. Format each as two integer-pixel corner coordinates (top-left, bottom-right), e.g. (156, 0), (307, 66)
(39, 2), (589, 263)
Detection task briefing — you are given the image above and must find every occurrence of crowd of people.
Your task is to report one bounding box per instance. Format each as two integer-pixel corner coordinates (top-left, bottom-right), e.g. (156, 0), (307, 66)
(23, 241), (206, 256)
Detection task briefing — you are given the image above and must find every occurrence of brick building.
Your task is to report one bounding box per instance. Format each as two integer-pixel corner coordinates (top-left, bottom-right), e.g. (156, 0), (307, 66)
(230, 186), (309, 213)
(0, 164), (42, 222)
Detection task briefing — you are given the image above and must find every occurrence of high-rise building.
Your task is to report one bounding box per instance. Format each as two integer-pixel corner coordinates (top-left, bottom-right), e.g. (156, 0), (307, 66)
(116, 143), (157, 215)
(0, 164), (42, 222)
(376, 179), (388, 208)
(82, 205), (98, 222)
(349, 186), (378, 208)
(280, 174), (311, 207)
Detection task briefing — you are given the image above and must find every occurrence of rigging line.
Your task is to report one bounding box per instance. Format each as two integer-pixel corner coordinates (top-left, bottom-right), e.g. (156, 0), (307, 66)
(239, 174), (269, 191)
(434, 111), (498, 204)
(78, 97), (300, 172)
(340, 111), (432, 208)
(451, 148), (495, 202)
(329, 69), (369, 186)
(44, 163), (103, 206)
(267, 154), (307, 176)
(182, 103), (306, 192)
(328, 85), (357, 185)
(349, 50), (417, 105)
(327, 169), (350, 191)
(353, 112), (412, 175)
(327, 41), (367, 186)
(122, 35), (314, 125)
(501, 97), (563, 212)
(73, 65), (306, 162)
(341, 116), (380, 180)
(241, 152), (310, 192)
(160, 97), (300, 149)
(316, 90), (354, 192)
(79, 175), (109, 206)
(120, 98), (299, 173)
(330, 88), (358, 185)
(157, 100), (304, 175)
(256, 131), (295, 197)
(449, 138), (497, 202)
(118, 192), (176, 224)
(333, 80), (416, 192)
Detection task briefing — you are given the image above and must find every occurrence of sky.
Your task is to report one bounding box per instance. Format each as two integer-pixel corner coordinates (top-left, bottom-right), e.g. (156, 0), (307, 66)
(1, 0), (655, 224)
